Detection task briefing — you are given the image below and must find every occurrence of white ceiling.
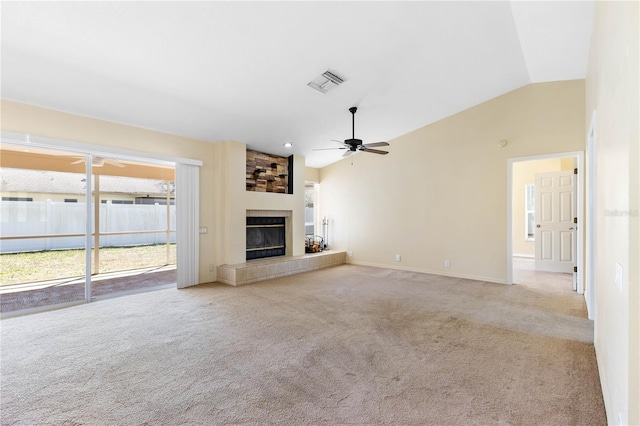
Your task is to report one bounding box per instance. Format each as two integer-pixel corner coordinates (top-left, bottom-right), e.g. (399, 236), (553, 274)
(1, 1), (594, 168)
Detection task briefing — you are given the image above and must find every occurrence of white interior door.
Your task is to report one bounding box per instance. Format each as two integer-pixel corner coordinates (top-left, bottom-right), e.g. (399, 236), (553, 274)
(535, 171), (575, 273)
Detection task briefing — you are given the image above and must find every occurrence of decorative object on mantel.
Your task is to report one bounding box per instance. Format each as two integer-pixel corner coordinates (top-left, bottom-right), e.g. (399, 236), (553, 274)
(246, 149), (293, 194)
(313, 106), (390, 158)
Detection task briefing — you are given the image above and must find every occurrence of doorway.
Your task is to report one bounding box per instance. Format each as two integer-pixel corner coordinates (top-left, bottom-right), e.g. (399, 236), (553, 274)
(507, 152), (584, 295)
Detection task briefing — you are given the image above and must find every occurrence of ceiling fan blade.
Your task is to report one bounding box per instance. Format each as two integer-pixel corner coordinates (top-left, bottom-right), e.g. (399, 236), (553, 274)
(363, 141), (389, 148)
(312, 147), (347, 151)
(331, 140), (350, 148)
(362, 148), (389, 155)
(342, 150), (354, 158)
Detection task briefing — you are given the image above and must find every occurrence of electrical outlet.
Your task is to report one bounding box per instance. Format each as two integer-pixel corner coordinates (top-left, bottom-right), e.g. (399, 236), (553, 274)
(348, 251), (353, 257)
(209, 264), (214, 272)
(199, 227), (208, 234)
(395, 254), (401, 262)
(444, 260), (450, 268)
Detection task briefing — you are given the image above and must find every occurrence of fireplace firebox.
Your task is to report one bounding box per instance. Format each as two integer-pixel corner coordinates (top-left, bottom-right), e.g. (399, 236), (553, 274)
(246, 217), (286, 260)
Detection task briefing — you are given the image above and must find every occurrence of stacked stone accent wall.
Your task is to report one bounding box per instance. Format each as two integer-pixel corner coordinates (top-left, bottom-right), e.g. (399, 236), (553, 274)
(246, 150), (289, 193)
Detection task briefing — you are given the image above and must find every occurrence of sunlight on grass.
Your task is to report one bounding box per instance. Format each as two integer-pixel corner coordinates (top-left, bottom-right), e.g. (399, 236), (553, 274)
(0, 244), (176, 286)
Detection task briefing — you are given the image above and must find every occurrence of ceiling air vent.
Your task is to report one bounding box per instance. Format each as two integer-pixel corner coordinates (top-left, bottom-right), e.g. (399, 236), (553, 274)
(307, 70), (345, 94)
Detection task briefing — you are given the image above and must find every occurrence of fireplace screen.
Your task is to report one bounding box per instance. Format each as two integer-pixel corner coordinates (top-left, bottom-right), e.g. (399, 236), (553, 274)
(246, 217), (285, 260)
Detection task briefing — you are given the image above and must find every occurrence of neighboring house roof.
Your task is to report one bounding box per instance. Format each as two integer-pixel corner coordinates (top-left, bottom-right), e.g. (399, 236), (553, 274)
(0, 168), (173, 196)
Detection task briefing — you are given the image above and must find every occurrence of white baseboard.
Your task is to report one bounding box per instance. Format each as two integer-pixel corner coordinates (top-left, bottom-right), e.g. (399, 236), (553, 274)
(345, 259), (508, 285)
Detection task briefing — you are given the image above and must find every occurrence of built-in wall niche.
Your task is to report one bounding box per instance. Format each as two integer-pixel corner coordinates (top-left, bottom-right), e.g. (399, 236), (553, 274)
(246, 149), (293, 194)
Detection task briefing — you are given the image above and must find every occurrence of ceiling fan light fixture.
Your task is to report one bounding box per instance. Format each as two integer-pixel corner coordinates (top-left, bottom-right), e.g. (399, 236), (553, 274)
(307, 69), (344, 94)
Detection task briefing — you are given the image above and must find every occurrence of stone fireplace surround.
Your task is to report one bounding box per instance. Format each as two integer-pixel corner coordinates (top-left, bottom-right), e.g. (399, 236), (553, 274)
(217, 209), (346, 286)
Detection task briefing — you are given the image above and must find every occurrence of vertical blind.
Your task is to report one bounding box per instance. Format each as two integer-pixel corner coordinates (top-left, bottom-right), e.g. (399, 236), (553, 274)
(176, 163), (200, 288)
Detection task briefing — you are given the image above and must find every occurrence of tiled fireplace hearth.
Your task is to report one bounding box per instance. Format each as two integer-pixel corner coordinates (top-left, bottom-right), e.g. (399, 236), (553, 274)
(218, 209), (345, 286)
(217, 251), (346, 286)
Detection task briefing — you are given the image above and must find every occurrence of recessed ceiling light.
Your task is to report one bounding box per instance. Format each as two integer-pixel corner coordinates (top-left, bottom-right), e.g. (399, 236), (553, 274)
(283, 142), (293, 148)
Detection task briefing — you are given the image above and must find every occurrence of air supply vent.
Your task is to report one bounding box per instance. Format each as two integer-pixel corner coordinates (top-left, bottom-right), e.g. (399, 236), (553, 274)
(307, 70), (345, 94)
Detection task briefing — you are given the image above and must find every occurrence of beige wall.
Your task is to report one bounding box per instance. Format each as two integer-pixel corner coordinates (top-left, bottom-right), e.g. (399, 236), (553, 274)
(0, 100), (307, 282)
(586, 1), (639, 425)
(305, 167), (320, 183)
(511, 158), (573, 256)
(319, 80), (585, 283)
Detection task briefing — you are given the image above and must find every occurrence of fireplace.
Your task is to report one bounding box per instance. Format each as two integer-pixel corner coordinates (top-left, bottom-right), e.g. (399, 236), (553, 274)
(246, 216), (286, 260)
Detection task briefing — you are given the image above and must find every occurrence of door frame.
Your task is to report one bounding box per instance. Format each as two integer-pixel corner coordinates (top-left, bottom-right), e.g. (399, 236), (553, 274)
(507, 151), (584, 293)
(585, 112), (597, 320)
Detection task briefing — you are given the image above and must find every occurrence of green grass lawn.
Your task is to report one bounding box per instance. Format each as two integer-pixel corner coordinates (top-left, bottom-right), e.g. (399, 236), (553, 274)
(0, 244), (176, 286)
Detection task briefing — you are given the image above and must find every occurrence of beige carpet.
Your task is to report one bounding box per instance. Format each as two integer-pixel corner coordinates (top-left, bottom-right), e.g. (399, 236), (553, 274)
(0, 264), (605, 425)
(512, 256), (574, 294)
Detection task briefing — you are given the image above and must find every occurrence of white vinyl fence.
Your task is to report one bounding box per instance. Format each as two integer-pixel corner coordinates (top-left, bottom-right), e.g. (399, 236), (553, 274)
(0, 201), (176, 253)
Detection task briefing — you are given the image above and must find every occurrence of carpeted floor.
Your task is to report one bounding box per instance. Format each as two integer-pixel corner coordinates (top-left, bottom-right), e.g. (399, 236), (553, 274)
(512, 256), (574, 294)
(0, 264), (605, 425)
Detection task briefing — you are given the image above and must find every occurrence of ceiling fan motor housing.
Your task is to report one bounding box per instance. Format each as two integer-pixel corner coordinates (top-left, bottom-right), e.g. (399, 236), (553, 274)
(345, 138), (363, 150)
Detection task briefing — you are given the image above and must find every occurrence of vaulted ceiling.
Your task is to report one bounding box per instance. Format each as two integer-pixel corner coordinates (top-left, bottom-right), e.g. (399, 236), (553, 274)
(1, 1), (594, 168)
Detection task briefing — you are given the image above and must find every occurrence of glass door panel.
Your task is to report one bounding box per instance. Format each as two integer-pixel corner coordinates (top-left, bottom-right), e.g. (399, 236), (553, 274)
(0, 144), (89, 313)
(90, 158), (176, 299)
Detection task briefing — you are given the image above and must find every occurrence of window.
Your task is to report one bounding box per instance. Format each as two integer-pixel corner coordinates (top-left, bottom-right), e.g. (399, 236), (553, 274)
(525, 184), (535, 241)
(2, 197), (33, 201)
(134, 196), (175, 205)
(304, 182), (316, 236)
(101, 199), (134, 204)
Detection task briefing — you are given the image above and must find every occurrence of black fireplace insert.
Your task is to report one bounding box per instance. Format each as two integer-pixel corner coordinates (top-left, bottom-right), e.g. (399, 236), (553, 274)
(246, 217), (285, 260)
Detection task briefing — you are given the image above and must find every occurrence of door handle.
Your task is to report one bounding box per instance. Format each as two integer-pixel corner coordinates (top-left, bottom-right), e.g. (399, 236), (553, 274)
(536, 224), (541, 228)
(569, 227), (574, 230)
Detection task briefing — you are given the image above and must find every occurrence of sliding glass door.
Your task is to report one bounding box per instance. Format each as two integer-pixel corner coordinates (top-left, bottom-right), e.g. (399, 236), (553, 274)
(0, 144), (176, 315)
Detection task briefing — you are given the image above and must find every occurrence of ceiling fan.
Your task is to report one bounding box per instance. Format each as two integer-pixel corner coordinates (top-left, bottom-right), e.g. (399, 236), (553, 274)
(70, 156), (126, 168)
(314, 107), (389, 158)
